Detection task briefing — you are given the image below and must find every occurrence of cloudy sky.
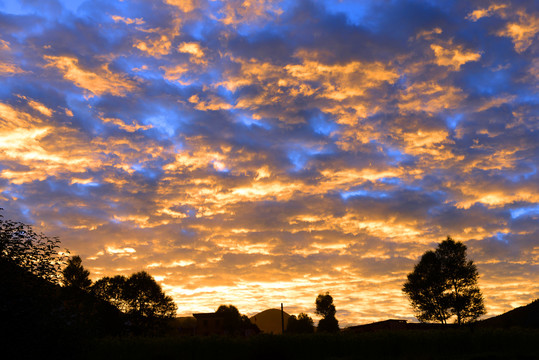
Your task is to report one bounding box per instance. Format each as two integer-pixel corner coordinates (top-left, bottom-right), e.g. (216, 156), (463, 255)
(1, 0), (538, 326)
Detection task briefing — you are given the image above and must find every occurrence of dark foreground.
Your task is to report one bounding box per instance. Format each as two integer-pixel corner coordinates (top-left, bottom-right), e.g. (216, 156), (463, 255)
(25, 328), (539, 360)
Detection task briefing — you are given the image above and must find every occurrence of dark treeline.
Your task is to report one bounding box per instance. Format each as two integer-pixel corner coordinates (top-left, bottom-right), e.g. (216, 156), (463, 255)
(2, 210), (539, 359)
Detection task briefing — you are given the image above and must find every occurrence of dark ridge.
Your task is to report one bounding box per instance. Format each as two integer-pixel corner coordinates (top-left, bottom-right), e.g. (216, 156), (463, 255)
(478, 299), (539, 329)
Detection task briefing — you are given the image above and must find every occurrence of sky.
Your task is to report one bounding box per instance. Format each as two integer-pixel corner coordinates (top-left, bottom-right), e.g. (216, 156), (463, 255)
(0, 0), (538, 326)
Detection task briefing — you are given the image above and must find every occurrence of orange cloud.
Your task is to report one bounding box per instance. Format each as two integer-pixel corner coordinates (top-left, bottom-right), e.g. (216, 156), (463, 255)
(497, 11), (539, 53)
(111, 15), (145, 25)
(398, 81), (466, 114)
(133, 19), (181, 57)
(100, 116), (153, 132)
(466, 4), (508, 22)
(214, 0), (283, 26)
(164, 0), (199, 12)
(430, 43), (481, 70)
(44, 55), (137, 96)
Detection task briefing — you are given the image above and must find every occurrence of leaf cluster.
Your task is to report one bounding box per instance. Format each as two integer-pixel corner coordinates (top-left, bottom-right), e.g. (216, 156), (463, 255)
(286, 312), (314, 334)
(0, 209), (69, 284)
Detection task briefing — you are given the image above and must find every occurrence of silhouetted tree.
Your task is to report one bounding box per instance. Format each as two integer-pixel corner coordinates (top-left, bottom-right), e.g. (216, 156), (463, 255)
(92, 271), (177, 320)
(216, 304), (259, 335)
(92, 275), (129, 313)
(0, 209), (68, 284)
(62, 255), (92, 290)
(286, 312), (314, 333)
(403, 236), (486, 325)
(315, 292), (339, 332)
(123, 271), (177, 319)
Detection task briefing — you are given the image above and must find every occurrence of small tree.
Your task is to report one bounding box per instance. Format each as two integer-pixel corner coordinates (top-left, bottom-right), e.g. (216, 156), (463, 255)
(315, 292), (339, 332)
(0, 209), (68, 284)
(215, 304), (258, 335)
(62, 255), (92, 290)
(403, 236), (486, 325)
(286, 312), (314, 333)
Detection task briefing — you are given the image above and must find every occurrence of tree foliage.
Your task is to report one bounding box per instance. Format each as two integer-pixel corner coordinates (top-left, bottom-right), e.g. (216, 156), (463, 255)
(92, 275), (130, 313)
(0, 209), (68, 284)
(286, 312), (314, 333)
(216, 304), (259, 335)
(403, 236), (486, 324)
(315, 292), (339, 332)
(124, 271), (177, 319)
(62, 255), (92, 290)
(92, 271), (177, 320)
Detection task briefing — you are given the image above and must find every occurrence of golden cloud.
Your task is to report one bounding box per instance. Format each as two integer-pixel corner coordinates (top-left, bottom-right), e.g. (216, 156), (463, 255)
(398, 81), (466, 114)
(111, 15), (145, 25)
(100, 116), (153, 132)
(430, 43), (481, 70)
(215, 0), (283, 26)
(133, 19), (181, 57)
(165, 0), (199, 12)
(466, 4), (508, 22)
(44, 55), (138, 96)
(497, 11), (539, 53)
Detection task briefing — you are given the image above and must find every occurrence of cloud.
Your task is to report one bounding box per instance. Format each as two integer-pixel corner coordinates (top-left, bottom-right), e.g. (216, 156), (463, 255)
(430, 42), (481, 70)
(497, 11), (539, 53)
(44, 55), (138, 96)
(466, 4), (508, 22)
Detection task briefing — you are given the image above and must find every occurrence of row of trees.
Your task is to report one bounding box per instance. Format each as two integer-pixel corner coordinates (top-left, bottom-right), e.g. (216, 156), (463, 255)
(1, 209), (177, 336)
(285, 292), (340, 333)
(286, 237), (486, 331)
(2, 209), (486, 330)
(62, 255), (177, 331)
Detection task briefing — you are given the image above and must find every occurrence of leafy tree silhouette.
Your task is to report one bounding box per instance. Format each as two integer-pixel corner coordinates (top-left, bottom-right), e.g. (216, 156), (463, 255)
(93, 271), (176, 318)
(92, 271), (177, 334)
(0, 208), (68, 284)
(216, 304), (259, 335)
(286, 312), (314, 333)
(62, 255), (92, 290)
(124, 271), (177, 320)
(315, 292), (339, 332)
(403, 236), (486, 324)
(92, 275), (130, 313)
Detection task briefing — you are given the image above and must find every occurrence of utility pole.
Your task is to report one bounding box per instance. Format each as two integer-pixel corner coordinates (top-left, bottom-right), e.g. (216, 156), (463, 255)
(281, 303), (284, 334)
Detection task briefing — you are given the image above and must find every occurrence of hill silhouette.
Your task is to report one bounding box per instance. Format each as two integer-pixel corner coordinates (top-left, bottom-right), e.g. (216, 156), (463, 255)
(478, 299), (539, 329)
(250, 308), (290, 334)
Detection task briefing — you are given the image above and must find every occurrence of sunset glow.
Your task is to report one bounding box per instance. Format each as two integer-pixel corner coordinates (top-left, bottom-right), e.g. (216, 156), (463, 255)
(0, 0), (537, 327)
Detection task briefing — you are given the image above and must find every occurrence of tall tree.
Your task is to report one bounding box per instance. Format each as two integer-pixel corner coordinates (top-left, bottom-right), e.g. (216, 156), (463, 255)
(315, 292), (339, 332)
(403, 236), (486, 324)
(0, 209), (68, 284)
(62, 255), (92, 290)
